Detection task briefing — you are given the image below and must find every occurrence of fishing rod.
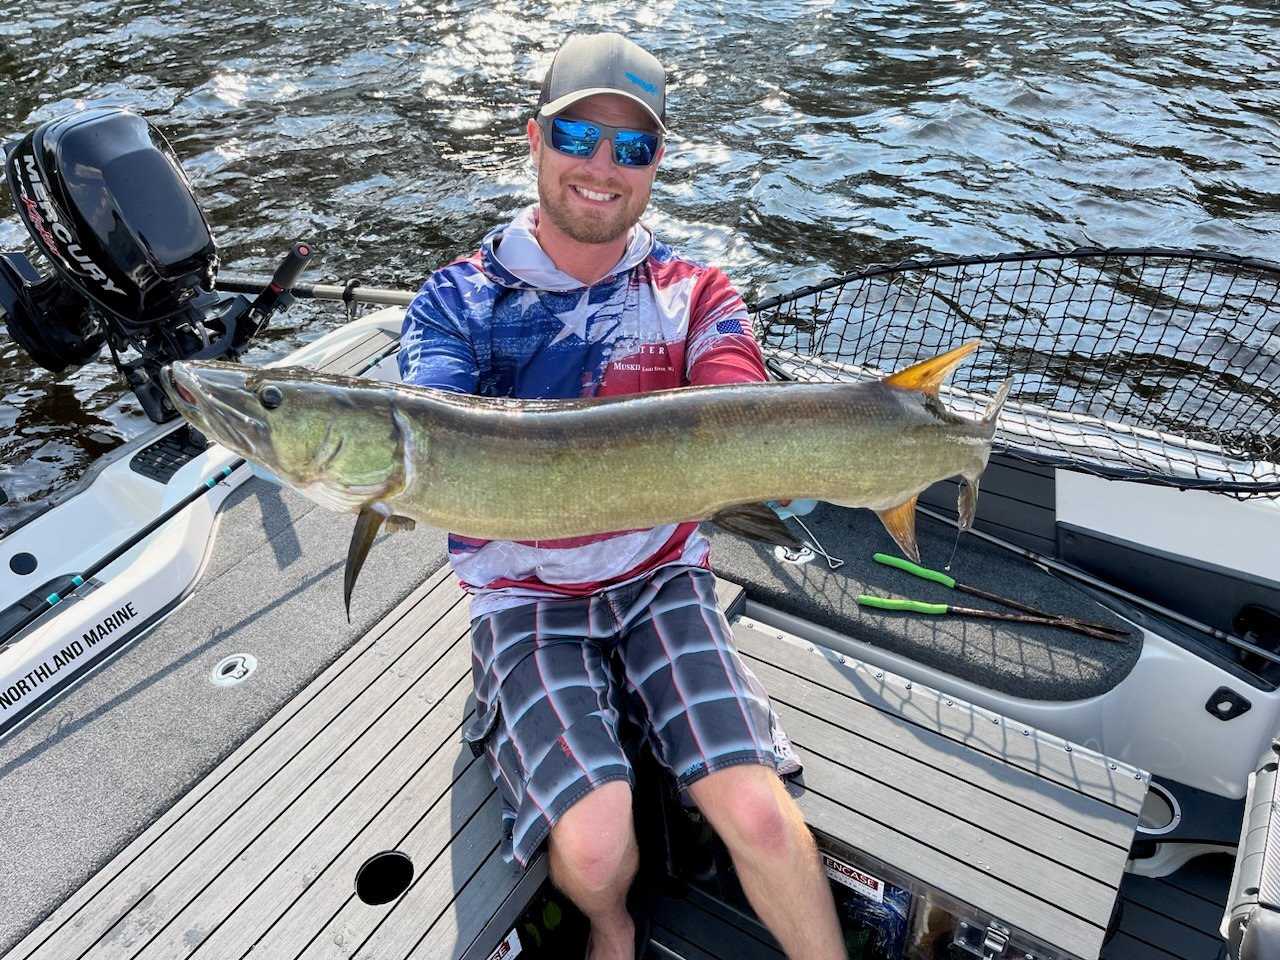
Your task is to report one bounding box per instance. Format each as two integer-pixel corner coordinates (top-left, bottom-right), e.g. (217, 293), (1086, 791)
(862, 553), (1131, 642)
(0, 458), (247, 650)
(915, 503), (1280, 667)
(216, 274), (417, 307)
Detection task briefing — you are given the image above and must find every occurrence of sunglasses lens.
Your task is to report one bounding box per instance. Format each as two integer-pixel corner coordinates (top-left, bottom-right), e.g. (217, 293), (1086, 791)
(613, 131), (659, 167)
(547, 118), (660, 167)
(549, 118), (601, 157)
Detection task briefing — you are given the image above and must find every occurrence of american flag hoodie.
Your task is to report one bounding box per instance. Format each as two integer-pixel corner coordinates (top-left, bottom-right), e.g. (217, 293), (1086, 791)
(398, 204), (768, 615)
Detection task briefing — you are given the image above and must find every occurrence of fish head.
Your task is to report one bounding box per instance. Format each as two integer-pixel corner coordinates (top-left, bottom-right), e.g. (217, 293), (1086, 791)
(163, 360), (408, 513)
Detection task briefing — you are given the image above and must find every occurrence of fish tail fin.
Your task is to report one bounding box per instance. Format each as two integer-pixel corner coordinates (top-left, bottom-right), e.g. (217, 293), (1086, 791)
(957, 377), (1014, 530)
(982, 377), (1013, 432)
(882, 340), (980, 396)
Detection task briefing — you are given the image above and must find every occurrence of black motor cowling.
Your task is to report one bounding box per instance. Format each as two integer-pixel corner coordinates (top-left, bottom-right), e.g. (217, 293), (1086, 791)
(1, 108), (304, 422)
(6, 107), (217, 326)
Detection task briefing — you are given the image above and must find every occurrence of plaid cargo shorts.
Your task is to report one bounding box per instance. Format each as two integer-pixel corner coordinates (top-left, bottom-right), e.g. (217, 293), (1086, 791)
(463, 564), (800, 867)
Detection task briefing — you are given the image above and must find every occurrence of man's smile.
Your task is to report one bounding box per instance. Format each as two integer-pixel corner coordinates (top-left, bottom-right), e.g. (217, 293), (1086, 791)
(571, 184), (621, 203)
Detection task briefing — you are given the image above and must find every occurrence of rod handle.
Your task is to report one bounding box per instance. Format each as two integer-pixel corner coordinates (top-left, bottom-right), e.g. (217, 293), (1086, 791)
(857, 595), (949, 615)
(248, 241), (316, 320)
(873, 553), (956, 588)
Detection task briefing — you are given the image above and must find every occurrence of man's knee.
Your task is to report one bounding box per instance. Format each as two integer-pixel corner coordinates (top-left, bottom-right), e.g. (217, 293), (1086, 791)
(549, 780), (638, 893)
(690, 765), (805, 860)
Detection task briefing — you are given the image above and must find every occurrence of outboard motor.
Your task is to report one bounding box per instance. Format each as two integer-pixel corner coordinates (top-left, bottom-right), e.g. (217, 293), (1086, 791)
(0, 108), (309, 422)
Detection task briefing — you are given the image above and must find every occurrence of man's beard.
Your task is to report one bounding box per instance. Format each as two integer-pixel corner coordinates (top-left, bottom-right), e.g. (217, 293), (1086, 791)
(537, 172), (650, 245)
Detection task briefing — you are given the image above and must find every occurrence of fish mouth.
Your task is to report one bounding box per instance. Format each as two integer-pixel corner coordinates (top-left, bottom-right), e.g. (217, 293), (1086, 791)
(165, 365), (200, 409)
(162, 361), (213, 432)
(162, 361), (269, 455)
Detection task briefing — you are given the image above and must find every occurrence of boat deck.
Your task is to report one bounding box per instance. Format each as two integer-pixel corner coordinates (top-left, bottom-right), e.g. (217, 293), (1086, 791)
(0, 307), (1242, 960)
(734, 614), (1147, 958)
(6, 558), (1155, 960)
(1104, 855), (1234, 960)
(4, 565), (495, 960)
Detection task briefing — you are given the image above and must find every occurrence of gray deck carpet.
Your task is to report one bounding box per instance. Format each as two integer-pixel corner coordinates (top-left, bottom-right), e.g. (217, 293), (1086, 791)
(0, 477), (449, 955)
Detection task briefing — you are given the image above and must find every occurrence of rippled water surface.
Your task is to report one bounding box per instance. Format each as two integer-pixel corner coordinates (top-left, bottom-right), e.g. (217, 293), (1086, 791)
(1, 0), (1278, 528)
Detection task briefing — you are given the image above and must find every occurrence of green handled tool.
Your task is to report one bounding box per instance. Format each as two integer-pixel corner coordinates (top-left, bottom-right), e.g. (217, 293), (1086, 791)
(863, 554), (1130, 642)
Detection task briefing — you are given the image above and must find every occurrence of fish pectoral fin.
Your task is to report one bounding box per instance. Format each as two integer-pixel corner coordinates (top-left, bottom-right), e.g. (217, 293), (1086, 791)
(344, 507), (386, 623)
(875, 498), (921, 563)
(711, 503), (806, 551)
(882, 340), (980, 397)
(384, 515), (417, 533)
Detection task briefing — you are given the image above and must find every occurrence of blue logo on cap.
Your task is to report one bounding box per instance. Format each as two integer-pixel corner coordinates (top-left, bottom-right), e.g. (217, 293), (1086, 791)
(625, 71), (657, 94)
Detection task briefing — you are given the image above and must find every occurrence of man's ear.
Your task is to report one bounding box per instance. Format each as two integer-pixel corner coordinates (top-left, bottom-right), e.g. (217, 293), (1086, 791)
(527, 117), (542, 164)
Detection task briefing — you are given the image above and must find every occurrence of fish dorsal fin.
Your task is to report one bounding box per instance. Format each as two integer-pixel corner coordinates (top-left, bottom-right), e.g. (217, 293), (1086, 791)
(882, 340), (980, 397)
(983, 377), (1013, 425)
(874, 497), (921, 563)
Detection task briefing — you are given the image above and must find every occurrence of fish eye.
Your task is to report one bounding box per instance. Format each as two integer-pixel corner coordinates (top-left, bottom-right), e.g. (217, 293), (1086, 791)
(257, 384), (284, 410)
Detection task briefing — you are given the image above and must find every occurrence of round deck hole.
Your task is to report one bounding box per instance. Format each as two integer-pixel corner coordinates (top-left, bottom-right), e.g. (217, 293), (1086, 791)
(355, 850), (414, 905)
(10, 553), (37, 575)
(1136, 782), (1181, 835)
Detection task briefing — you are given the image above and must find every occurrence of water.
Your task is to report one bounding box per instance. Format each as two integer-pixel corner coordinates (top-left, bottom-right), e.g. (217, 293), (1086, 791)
(1, 0), (1278, 530)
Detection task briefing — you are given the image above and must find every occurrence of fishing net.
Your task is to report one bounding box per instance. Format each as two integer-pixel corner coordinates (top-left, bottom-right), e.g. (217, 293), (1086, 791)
(748, 247), (1280, 498)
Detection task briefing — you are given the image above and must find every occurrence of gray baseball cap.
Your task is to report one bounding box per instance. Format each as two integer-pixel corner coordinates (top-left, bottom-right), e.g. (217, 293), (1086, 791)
(537, 33), (667, 132)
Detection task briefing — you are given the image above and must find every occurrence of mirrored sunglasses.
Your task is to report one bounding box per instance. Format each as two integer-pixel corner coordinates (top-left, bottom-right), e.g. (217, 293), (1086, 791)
(537, 115), (662, 167)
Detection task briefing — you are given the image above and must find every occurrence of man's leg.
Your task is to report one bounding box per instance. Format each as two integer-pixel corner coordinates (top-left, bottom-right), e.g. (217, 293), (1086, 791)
(548, 781), (639, 960)
(688, 764), (845, 959)
(471, 595), (640, 958)
(612, 566), (844, 956)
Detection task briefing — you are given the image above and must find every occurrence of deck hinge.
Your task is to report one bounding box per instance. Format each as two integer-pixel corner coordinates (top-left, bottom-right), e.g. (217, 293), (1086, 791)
(981, 923), (1011, 958)
(953, 920), (1021, 958)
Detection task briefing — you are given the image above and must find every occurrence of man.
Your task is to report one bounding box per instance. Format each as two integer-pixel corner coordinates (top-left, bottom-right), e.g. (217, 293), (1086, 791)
(398, 32), (845, 960)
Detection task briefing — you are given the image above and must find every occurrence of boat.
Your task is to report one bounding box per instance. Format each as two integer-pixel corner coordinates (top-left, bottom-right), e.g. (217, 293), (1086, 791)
(2, 107), (1278, 960)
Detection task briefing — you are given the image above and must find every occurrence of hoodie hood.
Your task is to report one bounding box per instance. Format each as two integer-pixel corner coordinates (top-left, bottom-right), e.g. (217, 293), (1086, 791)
(478, 204), (654, 292)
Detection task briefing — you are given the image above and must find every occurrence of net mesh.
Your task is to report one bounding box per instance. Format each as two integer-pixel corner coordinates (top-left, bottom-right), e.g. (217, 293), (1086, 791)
(748, 247), (1280, 498)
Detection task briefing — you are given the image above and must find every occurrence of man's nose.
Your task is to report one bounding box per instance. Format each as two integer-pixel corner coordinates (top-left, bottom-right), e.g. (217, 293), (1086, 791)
(585, 138), (618, 172)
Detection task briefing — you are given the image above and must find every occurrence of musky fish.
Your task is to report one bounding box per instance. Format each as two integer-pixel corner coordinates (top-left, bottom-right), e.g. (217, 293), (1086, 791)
(163, 341), (1008, 613)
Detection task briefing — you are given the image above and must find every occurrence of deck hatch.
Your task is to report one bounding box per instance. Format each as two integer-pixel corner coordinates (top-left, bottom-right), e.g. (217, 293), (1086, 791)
(354, 850), (414, 905)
